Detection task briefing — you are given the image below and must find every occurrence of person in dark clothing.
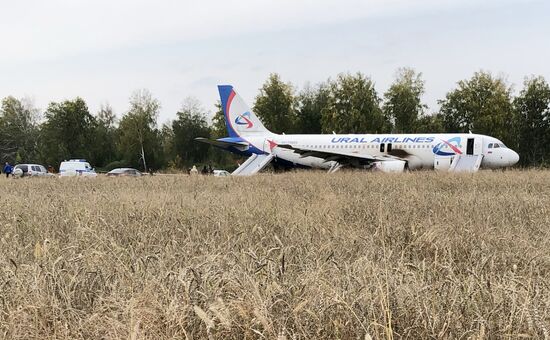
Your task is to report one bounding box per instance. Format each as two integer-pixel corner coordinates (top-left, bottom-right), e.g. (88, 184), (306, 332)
(3, 162), (13, 178)
(201, 165), (208, 175)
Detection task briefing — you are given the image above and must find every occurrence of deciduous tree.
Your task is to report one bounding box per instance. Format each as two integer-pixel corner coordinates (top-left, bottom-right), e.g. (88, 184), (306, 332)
(172, 98), (211, 166)
(383, 68), (426, 132)
(117, 89), (162, 171)
(40, 98), (96, 166)
(0, 96), (40, 163)
(92, 103), (118, 168)
(514, 76), (550, 166)
(415, 113), (445, 133)
(295, 83), (329, 134)
(439, 71), (515, 146)
(211, 102), (227, 139)
(322, 73), (387, 133)
(254, 73), (297, 134)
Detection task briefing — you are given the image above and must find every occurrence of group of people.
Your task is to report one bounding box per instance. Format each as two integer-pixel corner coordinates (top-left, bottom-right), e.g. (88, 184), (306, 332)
(188, 164), (214, 175)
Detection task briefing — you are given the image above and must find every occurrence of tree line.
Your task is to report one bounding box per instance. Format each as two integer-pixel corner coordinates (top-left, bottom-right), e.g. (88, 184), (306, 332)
(1, 69), (549, 171)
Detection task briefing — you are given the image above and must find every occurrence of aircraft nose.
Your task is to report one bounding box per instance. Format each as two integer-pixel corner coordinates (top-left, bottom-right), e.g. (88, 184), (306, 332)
(509, 150), (519, 166)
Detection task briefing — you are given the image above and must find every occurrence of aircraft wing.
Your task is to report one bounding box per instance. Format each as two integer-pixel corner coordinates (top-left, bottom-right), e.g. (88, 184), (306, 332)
(195, 137), (249, 152)
(276, 144), (408, 164)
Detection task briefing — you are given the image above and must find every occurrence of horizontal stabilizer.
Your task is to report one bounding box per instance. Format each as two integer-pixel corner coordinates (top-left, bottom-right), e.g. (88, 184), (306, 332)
(195, 137), (249, 152)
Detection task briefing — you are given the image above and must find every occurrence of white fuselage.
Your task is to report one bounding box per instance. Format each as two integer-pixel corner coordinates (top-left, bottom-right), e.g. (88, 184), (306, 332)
(242, 133), (519, 170)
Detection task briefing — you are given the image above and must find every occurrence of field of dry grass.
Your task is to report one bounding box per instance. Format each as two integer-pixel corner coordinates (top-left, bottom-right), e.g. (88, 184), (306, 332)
(0, 170), (549, 339)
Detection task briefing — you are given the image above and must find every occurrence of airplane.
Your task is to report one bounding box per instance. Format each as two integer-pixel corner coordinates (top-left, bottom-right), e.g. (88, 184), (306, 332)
(196, 85), (520, 175)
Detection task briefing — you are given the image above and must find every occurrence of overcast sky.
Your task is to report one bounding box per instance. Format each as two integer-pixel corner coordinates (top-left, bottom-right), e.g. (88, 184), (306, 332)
(1, 0), (548, 123)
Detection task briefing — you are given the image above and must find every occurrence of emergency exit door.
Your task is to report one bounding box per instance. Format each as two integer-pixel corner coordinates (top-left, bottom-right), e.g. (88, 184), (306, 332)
(466, 138), (474, 155)
(466, 137), (483, 155)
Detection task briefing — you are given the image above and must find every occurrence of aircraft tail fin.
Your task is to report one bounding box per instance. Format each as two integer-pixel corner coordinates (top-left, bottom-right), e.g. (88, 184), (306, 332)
(218, 85), (272, 137)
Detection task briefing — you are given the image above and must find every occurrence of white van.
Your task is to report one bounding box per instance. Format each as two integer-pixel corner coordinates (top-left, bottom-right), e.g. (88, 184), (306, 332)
(59, 159), (97, 177)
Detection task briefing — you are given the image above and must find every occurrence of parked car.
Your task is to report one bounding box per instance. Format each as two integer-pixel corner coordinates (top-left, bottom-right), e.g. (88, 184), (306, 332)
(12, 164), (54, 178)
(213, 170), (230, 177)
(59, 159), (97, 177)
(106, 168), (143, 177)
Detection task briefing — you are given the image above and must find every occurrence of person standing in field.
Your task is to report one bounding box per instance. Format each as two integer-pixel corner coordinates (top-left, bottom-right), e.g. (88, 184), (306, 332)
(3, 162), (13, 178)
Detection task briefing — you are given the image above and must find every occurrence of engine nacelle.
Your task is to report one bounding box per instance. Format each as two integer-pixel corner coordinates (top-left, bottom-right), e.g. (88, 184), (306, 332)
(372, 160), (406, 173)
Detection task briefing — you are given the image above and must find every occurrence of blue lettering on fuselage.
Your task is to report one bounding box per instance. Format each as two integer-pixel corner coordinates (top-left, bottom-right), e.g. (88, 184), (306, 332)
(331, 136), (435, 143)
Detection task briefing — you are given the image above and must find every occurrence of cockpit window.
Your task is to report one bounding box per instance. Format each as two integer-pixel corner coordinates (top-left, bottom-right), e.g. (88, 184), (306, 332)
(488, 143), (493, 148)
(493, 144), (500, 148)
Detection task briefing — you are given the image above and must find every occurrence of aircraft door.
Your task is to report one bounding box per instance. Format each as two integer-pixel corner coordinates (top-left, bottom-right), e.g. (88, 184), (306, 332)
(466, 137), (483, 155)
(466, 138), (474, 155)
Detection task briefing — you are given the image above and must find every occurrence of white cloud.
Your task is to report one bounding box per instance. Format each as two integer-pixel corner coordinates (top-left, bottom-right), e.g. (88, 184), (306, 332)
(0, 0), (546, 121)
(0, 0), (523, 63)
